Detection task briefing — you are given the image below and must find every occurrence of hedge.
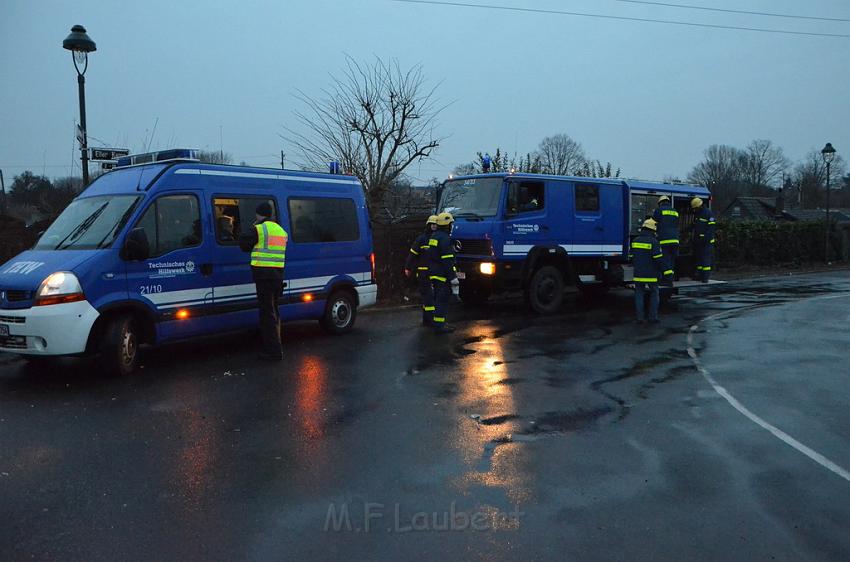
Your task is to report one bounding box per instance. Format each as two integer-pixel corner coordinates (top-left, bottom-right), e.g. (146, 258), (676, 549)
(716, 220), (828, 267)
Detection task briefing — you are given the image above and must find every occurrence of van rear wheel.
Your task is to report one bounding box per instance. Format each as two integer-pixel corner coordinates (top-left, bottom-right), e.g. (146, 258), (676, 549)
(320, 290), (357, 334)
(526, 265), (564, 314)
(101, 314), (140, 376)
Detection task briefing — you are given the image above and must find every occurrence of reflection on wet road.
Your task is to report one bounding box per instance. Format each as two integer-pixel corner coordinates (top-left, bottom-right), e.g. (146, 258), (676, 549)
(2, 271), (850, 560)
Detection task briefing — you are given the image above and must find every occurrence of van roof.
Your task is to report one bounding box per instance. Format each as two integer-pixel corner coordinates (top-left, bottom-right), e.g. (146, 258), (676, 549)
(82, 161), (364, 197)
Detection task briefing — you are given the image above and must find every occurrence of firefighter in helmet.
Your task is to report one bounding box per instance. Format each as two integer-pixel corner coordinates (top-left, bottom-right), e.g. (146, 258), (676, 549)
(652, 195), (679, 285)
(405, 215), (439, 326)
(428, 212), (457, 333)
(629, 218), (664, 323)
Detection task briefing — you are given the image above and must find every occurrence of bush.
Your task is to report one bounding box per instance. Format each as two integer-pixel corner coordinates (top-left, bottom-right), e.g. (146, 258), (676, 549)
(717, 220), (826, 267)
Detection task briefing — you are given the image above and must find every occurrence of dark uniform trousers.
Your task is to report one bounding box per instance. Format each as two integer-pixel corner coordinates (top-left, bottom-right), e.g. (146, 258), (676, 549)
(432, 279), (452, 324)
(418, 270), (435, 322)
(256, 276), (283, 357)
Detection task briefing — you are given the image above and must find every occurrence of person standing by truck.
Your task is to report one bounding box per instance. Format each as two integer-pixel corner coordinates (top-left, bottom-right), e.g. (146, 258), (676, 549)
(405, 215), (439, 326)
(428, 212), (458, 333)
(630, 219), (664, 324)
(691, 198), (716, 282)
(652, 195), (679, 285)
(240, 202), (288, 360)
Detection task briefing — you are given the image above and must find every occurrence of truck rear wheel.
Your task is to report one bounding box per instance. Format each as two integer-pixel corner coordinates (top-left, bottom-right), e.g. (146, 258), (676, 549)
(526, 265), (564, 314)
(100, 314), (140, 376)
(320, 289), (357, 334)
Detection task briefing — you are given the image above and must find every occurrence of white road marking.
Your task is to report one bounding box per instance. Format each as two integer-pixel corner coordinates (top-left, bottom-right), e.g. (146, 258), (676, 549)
(687, 294), (850, 483)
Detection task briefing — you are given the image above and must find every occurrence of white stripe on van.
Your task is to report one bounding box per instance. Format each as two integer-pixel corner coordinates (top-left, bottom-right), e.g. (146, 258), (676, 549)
(141, 274), (371, 310)
(174, 168), (360, 186)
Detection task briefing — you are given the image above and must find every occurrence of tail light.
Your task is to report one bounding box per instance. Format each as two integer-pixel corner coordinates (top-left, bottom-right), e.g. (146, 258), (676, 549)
(370, 253), (376, 283)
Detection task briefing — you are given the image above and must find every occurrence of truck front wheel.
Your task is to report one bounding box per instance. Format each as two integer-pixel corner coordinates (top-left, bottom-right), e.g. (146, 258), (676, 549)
(526, 265), (564, 314)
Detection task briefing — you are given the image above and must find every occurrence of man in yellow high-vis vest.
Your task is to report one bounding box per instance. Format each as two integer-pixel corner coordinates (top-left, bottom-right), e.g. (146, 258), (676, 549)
(240, 202), (287, 360)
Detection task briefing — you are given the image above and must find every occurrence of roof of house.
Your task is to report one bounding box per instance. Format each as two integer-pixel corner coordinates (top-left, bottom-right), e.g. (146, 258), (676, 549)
(722, 197), (779, 220)
(784, 209), (850, 223)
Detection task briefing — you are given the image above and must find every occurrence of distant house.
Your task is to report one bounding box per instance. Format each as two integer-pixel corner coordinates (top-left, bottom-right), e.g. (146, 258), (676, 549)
(784, 209), (850, 225)
(722, 196), (787, 222)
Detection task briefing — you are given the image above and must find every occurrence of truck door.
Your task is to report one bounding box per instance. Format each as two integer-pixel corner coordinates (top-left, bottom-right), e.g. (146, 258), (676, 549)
(502, 179), (549, 257)
(571, 182), (625, 255)
(209, 195), (284, 329)
(124, 192), (215, 339)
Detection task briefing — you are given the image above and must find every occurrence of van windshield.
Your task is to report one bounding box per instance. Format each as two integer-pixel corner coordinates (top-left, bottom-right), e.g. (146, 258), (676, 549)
(35, 195), (141, 250)
(440, 177), (504, 218)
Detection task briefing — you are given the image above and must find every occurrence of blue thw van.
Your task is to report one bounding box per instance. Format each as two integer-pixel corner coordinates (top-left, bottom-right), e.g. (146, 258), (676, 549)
(0, 150), (377, 374)
(438, 173), (711, 313)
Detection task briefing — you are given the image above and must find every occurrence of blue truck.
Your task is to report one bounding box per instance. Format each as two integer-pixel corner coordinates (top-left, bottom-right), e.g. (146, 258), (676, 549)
(437, 172), (711, 313)
(0, 150), (377, 374)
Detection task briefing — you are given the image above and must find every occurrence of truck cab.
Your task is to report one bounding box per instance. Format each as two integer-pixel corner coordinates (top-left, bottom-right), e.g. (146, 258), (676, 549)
(439, 173), (710, 313)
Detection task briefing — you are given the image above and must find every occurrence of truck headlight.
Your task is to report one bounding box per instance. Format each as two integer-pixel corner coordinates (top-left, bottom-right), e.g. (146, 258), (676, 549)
(35, 272), (85, 306)
(479, 262), (496, 275)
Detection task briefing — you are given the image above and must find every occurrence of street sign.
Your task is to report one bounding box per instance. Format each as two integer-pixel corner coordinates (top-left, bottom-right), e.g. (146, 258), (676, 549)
(90, 148), (130, 161)
(101, 162), (117, 171)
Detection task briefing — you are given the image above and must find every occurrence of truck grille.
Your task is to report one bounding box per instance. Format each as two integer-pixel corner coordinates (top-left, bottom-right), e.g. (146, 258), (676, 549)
(0, 335), (27, 349)
(454, 239), (493, 256)
(4, 290), (32, 302)
(0, 315), (25, 324)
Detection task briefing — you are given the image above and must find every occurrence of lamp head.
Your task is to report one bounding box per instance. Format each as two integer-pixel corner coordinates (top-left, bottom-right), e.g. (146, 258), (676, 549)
(63, 25), (96, 54)
(822, 143), (836, 164)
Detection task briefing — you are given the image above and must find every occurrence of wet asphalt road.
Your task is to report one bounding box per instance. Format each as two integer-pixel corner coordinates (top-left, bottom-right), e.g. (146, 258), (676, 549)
(2, 271), (850, 561)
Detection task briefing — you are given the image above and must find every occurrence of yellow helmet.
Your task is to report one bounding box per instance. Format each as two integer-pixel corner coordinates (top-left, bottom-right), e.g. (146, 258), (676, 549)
(436, 212), (454, 226)
(691, 197), (704, 209)
(426, 215), (438, 225)
(658, 195), (671, 204)
(641, 218), (658, 231)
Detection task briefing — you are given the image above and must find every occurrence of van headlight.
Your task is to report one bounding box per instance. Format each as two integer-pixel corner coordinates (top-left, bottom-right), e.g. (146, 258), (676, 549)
(35, 272), (85, 306)
(479, 262), (496, 275)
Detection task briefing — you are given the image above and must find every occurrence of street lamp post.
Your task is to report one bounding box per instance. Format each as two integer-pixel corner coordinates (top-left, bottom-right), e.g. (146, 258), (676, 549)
(63, 25), (96, 185)
(821, 142), (837, 262)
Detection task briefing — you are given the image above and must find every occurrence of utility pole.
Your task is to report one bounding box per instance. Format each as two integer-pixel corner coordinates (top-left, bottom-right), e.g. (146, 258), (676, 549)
(280, 151), (285, 170)
(0, 169), (6, 215)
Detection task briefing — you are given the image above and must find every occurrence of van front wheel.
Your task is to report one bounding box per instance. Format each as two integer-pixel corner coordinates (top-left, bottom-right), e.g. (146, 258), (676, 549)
(101, 314), (140, 376)
(320, 290), (357, 334)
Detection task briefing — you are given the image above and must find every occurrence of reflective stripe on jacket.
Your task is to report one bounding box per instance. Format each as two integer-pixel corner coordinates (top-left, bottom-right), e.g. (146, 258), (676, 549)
(652, 203), (679, 244)
(693, 208), (717, 245)
(405, 232), (432, 272)
(251, 221), (288, 268)
(427, 230), (457, 282)
(629, 233), (663, 283)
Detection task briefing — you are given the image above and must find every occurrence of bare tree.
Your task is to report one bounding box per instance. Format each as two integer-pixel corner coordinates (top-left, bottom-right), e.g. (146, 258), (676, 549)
(197, 150), (233, 165)
(537, 134), (586, 175)
(793, 149), (847, 209)
(741, 139), (789, 189)
(283, 56), (445, 208)
(687, 144), (748, 209)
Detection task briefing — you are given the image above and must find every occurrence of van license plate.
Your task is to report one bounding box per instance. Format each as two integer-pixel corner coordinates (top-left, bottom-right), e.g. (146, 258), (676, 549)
(456, 272), (466, 280)
(0, 324), (8, 337)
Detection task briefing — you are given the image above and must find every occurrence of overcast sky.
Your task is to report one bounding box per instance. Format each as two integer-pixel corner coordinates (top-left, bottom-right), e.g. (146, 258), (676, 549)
(1, 0), (848, 186)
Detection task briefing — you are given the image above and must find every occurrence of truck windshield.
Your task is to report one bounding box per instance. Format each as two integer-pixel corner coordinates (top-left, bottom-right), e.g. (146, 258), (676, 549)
(35, 195), (141, 251)
(440, 177), (504, 218)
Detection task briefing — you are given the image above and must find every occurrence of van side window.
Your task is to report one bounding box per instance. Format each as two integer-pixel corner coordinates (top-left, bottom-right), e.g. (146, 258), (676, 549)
(212, 197), (276, 244)
(575, 184), (599, 212)
(506, 181), (545, 215)
(134, 194), (201, 257)
(288, 197), (359, 243)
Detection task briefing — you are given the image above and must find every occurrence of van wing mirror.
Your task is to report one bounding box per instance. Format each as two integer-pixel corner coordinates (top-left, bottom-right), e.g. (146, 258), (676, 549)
(121, 228), (150, 261)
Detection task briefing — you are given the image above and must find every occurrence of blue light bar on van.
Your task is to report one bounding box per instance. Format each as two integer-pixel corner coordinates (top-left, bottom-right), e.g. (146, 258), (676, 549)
(115, 149), (199, 168)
